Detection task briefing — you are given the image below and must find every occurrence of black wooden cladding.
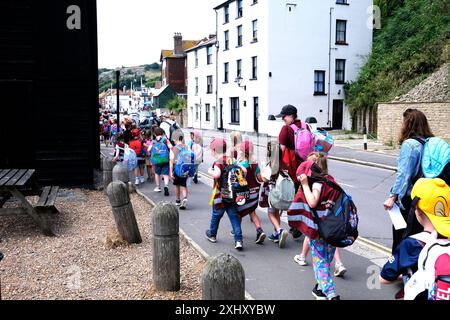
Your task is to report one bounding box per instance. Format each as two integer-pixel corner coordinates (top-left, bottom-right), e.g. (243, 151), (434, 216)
(0, 0), (99, 186)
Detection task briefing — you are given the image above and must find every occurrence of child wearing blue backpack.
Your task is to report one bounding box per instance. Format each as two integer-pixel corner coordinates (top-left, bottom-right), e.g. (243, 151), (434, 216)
(170, 133), (196, 210)
(148, 127), (173, 196)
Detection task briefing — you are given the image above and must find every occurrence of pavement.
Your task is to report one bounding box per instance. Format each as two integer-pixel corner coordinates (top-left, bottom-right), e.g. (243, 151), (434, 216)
(101, 130), (402, 300)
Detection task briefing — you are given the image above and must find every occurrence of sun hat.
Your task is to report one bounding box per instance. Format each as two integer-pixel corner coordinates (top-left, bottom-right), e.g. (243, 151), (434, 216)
(411, 178), (450, 237)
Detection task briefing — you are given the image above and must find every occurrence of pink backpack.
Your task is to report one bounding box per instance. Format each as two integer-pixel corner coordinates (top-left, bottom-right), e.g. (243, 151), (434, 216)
(290, 122), (315, 160)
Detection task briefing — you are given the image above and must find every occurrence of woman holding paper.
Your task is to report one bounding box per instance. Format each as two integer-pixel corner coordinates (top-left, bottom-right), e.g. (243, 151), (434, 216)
(383, 109), (434, 252)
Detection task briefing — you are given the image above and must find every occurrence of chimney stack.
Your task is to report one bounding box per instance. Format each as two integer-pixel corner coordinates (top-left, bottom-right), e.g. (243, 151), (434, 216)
(174, 32), (183, 54)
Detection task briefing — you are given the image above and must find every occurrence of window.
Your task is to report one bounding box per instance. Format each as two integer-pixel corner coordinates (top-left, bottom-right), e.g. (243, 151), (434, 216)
(336, 20), (347, 44)
(205, 104), (210, 122)
(251, 56), (257, 79)
(253, 0), (258, 4)
(195, 50), (198, 67)
(335, 59), (346, 84)
(336, 0), (348, 4)
(314, 71), (326, 95)
(207, 46), (213, 65)
(236, 59), (242, 78)
(195, 104), (199, 121)
(230, 97), (240, 124)
(224, 30), (229, 50)
(224, 5), (229, 23)
(195, 77), (199, 95)
(207, 76), (213, 94)
(237, 25), (243, 47)
(237, 0), (243, 18)
(224, 62), (229, 83)
(252, 20), (258, 42)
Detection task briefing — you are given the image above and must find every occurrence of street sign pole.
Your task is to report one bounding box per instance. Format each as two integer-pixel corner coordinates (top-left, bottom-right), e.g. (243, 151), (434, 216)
(116, 70), (120, 129)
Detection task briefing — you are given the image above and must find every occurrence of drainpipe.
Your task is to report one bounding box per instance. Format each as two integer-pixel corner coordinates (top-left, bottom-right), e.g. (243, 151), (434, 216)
(214, 8), (219, 131)
(327, 7), (334, 128)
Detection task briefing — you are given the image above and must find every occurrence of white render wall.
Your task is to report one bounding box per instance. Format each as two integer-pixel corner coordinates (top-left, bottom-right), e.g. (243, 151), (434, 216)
(188, 0), (373, 134)
(187, 44), (217, 130)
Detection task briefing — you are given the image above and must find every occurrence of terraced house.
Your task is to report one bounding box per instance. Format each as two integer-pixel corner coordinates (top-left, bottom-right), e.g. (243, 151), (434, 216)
(188, 0), (373, 135)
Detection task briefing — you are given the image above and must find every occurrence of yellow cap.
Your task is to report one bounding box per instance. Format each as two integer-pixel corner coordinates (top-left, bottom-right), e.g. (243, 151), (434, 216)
(411, 178), (450, 237)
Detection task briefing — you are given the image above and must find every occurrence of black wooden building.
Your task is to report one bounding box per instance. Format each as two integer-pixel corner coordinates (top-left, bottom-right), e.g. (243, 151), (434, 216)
(0, 0), (99, 186)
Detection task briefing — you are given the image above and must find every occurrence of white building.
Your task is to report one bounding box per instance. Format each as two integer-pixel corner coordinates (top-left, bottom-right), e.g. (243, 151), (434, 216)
(186, 36), (218, 130)
(188, 0), (373, 135)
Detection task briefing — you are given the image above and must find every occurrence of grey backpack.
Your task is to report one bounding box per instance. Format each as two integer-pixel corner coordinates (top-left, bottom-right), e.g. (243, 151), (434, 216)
(269, 170), (296, 211)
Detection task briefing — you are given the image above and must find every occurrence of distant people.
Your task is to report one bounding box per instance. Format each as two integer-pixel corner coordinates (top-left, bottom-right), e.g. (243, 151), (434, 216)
(123, 118), (132, 145)
(383, 109), (434, 252)
(142, 131), (154, 182)
(101, 119), (111, 147)
(129, 129), (146, 185)
(110, 119), (118, 146)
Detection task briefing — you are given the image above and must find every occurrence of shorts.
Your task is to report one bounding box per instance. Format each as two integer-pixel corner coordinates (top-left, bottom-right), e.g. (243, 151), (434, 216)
(173, 174), (188, 187)
(154, 164), (169, 176)
(137, 159), (145, 166)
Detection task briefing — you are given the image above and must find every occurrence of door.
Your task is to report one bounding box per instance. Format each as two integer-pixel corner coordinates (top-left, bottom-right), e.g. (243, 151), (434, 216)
(332, 100), (344, 130)
(253, 97), (259, 133)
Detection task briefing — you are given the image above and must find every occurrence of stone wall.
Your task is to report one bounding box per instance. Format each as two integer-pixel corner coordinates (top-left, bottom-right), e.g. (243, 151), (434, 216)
(377, 102), (450, 146)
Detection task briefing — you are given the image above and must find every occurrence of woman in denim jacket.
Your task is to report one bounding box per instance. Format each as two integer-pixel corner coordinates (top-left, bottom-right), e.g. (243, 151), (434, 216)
(383, 109), (434, 252)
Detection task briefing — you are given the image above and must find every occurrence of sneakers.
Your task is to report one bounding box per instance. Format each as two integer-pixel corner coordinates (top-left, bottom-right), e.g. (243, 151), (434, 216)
(334, 263), (347, 278)
(293, 254), (308, 266)
(205, 230), (217, 243)
(268, 233), (279, 243)
(255, 230), (266, 245)
(164, 186), (169, 196)
(235, 241), (243, 251)
(135, 177), (140, 185)
(180, 198), (188, 210)
(329, 295), (341, 300)
(140, 176), (145, 184)
(193, 175), (198, 184)
(312, 284), (327, 300)
(278, 229), (288, 248)
(154, 186), (162, 192)
(175, 200), (181, 206)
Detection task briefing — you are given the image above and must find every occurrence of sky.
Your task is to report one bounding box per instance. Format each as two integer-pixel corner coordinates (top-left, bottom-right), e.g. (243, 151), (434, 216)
(97, 0), (218, 69)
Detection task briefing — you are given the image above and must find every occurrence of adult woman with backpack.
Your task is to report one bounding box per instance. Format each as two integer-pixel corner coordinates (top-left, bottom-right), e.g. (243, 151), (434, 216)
(383, 109), (434, 252)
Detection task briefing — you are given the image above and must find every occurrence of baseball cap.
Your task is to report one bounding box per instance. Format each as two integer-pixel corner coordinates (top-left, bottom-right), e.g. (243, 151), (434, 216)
(210, 138), (227, 154)
(411, 178), (450, 237)
(131, 129), (140, 137)
(276, 104), (297, 118)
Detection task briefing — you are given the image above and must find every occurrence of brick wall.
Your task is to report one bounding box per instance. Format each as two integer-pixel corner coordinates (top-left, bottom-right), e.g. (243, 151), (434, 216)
(377, 102), (450, 146)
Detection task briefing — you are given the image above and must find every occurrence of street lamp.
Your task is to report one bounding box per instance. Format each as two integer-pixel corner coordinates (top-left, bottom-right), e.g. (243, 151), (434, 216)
(235, 76), (246, 90)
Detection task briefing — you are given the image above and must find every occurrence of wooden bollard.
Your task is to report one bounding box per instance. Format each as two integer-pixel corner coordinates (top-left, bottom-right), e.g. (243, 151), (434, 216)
(152, 202), (180, 291)
(202, 253), (245, 300)
(106, 181), (142, 244)
(103, 157), (115, 192)
(112, 163), (129, 184)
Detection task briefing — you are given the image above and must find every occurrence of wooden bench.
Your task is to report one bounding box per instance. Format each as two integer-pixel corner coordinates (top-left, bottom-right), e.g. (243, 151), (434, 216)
(35, 186), (60, 214)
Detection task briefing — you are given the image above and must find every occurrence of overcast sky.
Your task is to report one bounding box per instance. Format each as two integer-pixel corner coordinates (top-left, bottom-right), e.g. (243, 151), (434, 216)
(97, 0), (218, 69)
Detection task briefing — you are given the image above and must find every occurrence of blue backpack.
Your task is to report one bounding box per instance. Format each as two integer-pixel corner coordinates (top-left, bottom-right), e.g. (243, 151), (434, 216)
(422, 137), (450, 185)
(151, 138), (169, 165)
(174, 145), (196, 178)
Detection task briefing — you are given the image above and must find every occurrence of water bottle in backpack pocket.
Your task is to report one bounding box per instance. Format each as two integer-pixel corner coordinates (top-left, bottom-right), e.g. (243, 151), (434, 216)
(151, 138), (169, 165)
(220, 160), (250, 206)
(174, 146), (197, 178)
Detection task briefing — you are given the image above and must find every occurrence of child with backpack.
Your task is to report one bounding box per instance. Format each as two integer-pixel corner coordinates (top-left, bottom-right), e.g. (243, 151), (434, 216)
(101, 119), (111, 147)
(148, 127), (173, 196)
(170, 133), (196, 210)
(206, 138), (245, 251)
(380, 178), (450, 300)
(294, 159), (347, 300)
(129, 129), (147, 185)
(259, 140), (290, 248)
(292, 153), (347, 278)
(236, 141), (266, 245)
(187, 130), (203, 184)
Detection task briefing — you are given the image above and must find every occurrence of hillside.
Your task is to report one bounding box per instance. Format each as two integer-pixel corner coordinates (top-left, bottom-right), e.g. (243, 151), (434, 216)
(98, 63), (161, 93)
(345, 0), (450, 113)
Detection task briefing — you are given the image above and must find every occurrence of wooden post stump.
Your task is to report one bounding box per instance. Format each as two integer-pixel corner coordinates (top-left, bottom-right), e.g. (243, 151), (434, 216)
(112, 163), (129, 184)
(152, 202), (180, 291)
(202, 253), (245, 300)
(106, 181), (142, 244)
(103, 156), (115, 193)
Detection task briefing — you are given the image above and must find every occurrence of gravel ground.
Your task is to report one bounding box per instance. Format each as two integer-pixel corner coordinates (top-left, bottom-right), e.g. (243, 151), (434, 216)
(0, 189), (205, 300)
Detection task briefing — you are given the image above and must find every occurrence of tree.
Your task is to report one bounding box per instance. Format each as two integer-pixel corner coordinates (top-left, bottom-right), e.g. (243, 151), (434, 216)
(166, 96), (187, 127)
